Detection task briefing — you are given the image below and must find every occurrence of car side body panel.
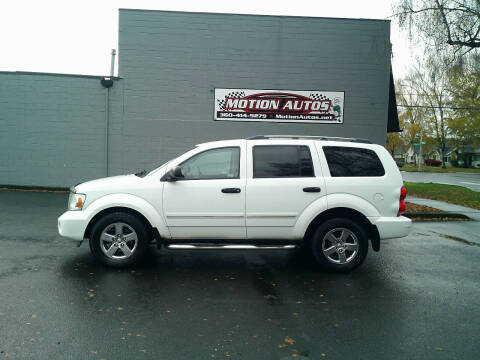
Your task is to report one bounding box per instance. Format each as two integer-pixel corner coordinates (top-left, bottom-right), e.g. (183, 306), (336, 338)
(291, 196), (329, 239)
(82, 193), (170, 239)
(291, 193), (381, 240)
(58, 137), (412, 249)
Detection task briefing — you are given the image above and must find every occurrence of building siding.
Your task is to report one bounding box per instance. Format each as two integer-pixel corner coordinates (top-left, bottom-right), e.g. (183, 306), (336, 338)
(0, 10), (391, 187)
(118, 10), (391, 172)
(0, 73), (108, 187)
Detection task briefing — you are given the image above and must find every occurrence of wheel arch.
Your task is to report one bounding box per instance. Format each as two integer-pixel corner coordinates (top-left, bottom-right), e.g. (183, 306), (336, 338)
(303, 207), (380, 252)
(84, 206), (159, 242)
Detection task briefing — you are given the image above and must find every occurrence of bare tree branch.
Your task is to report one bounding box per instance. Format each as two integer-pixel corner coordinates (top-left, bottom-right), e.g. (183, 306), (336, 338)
(394, 0), (480, 62)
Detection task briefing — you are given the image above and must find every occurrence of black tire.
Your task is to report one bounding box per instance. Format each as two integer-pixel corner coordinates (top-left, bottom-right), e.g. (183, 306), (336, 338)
(311, 218), (368, 272)
(89, 212), (149, 268)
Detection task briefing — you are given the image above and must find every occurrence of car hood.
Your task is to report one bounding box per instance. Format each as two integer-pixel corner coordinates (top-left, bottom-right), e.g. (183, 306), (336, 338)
(74, 174), (141, 194)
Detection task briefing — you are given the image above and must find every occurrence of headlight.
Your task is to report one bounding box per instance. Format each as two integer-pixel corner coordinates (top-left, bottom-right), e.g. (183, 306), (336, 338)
(68, 191), (86, 211)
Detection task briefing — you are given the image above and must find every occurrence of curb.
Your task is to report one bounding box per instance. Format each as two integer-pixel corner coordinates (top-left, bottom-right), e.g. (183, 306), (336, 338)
(404, 212), (471, 221)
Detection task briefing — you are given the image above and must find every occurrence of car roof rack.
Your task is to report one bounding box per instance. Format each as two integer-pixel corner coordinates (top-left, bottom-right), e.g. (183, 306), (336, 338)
(247, 135), (372, 144)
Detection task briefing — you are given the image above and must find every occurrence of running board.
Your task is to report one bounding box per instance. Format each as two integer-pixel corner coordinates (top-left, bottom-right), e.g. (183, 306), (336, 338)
(166, 244), (297, 250)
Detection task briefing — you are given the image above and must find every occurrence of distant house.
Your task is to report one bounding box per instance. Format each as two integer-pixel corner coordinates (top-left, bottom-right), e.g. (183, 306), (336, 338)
(405, 143), (433, 165)
(451, 146), (480, 168)
(405, 143), (455, 165)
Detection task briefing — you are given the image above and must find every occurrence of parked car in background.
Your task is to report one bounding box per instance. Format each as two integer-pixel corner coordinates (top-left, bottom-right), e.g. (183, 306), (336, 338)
(424, 158), (442, 167)
(58, 135), (411, 272)
(395, 158), (405, 168)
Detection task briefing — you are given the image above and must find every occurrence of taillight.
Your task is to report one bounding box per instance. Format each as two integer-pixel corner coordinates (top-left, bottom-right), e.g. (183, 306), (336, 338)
(398, 186), (407, 216)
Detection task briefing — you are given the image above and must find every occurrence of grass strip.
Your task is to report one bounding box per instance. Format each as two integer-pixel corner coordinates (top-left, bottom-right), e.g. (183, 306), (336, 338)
(404, 182), (480, 210)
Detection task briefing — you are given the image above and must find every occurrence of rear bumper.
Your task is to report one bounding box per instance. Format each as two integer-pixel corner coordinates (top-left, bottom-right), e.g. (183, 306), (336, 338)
(369, 216), (412, 240)
(58, 210), (90, 241)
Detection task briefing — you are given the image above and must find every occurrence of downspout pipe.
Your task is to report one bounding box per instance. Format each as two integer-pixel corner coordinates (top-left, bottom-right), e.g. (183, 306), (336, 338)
(100, 49), (116, 177)
(101, 77), (114, 177)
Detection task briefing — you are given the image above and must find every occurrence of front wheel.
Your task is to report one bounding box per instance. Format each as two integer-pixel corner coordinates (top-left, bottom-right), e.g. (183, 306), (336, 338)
(311, 218), (368, 272)
(89, 212), (149, 268)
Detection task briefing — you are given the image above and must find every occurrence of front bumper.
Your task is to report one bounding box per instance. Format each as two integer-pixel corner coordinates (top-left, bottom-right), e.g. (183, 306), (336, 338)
(58, 210), (91, 241)
(369, 216), (412, 240)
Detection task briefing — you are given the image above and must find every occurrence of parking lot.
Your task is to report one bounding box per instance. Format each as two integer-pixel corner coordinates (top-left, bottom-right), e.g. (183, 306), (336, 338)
(1, 190), (479, 359)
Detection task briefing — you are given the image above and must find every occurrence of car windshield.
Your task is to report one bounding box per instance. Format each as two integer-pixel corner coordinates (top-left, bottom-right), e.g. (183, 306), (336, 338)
(135, 147), (198, 177)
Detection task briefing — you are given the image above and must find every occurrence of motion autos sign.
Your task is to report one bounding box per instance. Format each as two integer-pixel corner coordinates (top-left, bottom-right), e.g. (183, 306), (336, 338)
(214, 88), (344, 123)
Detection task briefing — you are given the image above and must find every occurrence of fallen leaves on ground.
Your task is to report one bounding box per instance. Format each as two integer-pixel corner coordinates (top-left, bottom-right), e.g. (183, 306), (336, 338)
(284, 336), (295, 345)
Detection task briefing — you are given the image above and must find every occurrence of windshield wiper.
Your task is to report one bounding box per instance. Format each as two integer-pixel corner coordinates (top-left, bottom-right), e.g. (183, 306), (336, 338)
(134, 170), (147, 178)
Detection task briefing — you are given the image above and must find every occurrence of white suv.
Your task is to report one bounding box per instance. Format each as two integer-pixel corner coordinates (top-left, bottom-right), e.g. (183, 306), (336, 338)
(58, 135), (411, 272)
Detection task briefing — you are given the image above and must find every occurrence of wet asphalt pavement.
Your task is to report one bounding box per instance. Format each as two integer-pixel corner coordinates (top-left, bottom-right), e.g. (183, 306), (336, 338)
(0, 190), (479, 360)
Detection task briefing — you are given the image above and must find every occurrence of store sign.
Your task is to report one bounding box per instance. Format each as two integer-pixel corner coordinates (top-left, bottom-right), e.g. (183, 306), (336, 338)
(214, 88), (344, 123)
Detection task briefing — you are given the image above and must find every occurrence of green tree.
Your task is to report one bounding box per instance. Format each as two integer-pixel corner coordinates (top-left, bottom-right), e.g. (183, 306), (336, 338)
(447, 62), (480, 145)
(402, 58), (452, 167)
(386, 122), (405, 155)
(395, 80), (424, 147)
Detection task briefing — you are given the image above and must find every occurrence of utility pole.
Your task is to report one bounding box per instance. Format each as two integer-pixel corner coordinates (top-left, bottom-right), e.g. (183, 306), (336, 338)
(418, 125), (423, 172)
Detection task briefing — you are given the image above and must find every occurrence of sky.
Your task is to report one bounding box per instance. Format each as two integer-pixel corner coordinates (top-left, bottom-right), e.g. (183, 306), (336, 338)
(0, 0), (417, 79)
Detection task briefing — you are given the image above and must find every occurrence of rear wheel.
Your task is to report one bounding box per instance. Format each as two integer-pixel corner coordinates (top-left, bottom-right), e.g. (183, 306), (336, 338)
(311, 218), (368, 272)
(89, 212), (149, 267)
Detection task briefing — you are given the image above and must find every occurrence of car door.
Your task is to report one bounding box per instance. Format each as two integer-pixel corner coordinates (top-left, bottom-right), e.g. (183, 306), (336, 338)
(245, 140), (326, 239)
(162, 141), (246, 239)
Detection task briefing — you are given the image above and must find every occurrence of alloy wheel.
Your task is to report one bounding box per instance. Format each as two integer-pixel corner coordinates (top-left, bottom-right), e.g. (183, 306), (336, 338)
(99, 222), (138, 259)
(321, 227), (359, 264)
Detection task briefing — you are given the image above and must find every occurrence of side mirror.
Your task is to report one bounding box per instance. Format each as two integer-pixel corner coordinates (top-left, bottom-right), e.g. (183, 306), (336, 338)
(172, 166), (183, 178)
(160, 166), (184, 182)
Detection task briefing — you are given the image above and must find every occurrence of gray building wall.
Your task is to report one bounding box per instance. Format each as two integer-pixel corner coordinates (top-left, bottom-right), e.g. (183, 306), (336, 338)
(0, 72), (110, 187)
(0, 10), (391, 187)
(118, 10), (391, 172)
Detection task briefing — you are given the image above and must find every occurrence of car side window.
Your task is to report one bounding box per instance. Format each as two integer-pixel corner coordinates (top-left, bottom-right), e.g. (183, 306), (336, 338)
(179, 147), (240, 180)
(323, 146), (385, 177)
(253, 145), (314, 178)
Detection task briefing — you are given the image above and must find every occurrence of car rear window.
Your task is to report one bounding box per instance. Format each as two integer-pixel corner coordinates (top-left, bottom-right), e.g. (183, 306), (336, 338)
(253, 145), (314, 178)
(323, 146), (385, 177)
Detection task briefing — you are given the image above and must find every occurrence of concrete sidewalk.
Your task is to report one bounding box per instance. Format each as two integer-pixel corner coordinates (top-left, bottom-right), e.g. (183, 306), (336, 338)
(408, 195), (480, 221)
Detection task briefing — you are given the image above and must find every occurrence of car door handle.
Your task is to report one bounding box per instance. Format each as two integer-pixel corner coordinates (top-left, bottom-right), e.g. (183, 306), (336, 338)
(303, 187), (321, 193)
(222, 188), (241, 194)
